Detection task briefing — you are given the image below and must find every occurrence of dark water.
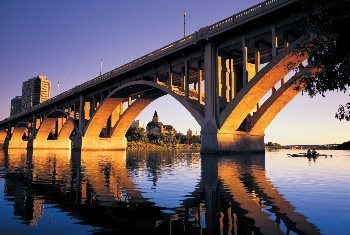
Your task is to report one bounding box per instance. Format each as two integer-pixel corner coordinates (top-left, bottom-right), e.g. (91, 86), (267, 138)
(0, 149), (349, 235)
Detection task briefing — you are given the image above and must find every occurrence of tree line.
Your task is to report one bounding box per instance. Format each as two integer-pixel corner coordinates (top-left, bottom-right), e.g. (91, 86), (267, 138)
(125, 126), (200, 145)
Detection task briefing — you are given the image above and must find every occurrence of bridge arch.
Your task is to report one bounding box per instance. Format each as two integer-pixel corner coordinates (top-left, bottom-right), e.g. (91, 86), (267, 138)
(248, 67), (316, 134)
(201, 43), (309, 153)
(35, 109), (68, 140)
(81, 80), (205, 150)
(109, 98), (156, 140)
(218, 46), (308, 133)
(7, 122), (31, 149)
(31, 109), (77, 150)
(58, 119), (76, 140)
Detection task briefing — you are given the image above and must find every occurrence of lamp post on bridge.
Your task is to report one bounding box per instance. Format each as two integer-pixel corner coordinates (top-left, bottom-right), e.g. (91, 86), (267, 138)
(184, 11), (186, 38)
(100, 59), (103, 76)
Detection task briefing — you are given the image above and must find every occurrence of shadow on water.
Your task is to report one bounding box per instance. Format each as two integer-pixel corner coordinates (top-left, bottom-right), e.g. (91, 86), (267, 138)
(0, 149), (320, 235)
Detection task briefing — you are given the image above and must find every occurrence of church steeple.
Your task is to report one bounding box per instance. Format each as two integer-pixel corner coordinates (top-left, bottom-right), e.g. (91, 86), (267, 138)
(152, 110), (159, 123)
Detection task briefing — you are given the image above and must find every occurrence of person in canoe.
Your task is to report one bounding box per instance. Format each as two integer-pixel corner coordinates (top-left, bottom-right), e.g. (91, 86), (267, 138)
(307, 149), (312, 156)
(312, 148), (318, 156)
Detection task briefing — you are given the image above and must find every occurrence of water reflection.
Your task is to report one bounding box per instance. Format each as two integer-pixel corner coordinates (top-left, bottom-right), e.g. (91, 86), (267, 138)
(0, 150), (322, 235)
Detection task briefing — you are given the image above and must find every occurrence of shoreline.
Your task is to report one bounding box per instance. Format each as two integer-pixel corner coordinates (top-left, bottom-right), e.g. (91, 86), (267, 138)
(127, 142), (200, 150)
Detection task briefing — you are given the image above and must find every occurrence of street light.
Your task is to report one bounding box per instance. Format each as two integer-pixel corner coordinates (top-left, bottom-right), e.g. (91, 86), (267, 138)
(184, 12), (186, 38)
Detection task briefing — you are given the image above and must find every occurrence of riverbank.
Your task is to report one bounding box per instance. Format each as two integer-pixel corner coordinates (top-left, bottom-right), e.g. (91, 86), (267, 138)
(127, 142), (200, 150)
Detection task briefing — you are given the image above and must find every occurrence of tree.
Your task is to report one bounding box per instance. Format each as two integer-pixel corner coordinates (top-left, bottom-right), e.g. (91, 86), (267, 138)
(175, 133), (188, 144)
(189, 135), (201, 144)
(297, 0), (350, 120)
(147, 133), (161, 144)
(334, 141), (350, 150)
(161, 133), (179, 145)
(147, 133), (179, 145)
(126, 126), (147, 142)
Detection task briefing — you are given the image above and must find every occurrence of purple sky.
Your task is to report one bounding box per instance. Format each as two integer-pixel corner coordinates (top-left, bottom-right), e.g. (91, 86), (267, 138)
(0, 0), (348, 144)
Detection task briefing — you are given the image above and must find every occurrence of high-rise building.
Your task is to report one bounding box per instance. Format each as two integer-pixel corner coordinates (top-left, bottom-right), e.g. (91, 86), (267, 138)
(22, 76), (51, 111)
(10, 96), (22, 116)
(187, 129), (199, 138)
(131, 120), (144, 128)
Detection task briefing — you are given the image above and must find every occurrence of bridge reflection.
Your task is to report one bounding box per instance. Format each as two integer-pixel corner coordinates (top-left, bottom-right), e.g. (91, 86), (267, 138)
(0, 150), (320, 234)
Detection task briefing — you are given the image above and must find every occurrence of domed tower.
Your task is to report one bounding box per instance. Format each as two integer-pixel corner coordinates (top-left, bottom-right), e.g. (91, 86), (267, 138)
(152, 110), (159, 123)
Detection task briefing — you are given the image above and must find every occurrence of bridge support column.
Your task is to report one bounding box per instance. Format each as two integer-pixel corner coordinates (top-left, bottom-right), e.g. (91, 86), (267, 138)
(201, 122), (264, 153)
(73, 135), (127, 151)
(31, 139), (72, 150)
(0, 130), (7, 148)
(79, 95), (85, 135)
(7, 127), (29, 149)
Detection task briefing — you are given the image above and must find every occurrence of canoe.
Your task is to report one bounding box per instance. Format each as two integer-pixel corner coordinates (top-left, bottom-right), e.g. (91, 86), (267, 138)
(287, 153), (329, 157)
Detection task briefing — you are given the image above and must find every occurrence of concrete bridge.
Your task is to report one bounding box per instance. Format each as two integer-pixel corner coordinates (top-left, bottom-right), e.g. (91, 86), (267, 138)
(0, 0), (316, 153)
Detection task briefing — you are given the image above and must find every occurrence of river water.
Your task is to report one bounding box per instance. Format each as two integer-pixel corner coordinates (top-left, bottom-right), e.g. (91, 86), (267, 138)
(0, 149), (349, 235)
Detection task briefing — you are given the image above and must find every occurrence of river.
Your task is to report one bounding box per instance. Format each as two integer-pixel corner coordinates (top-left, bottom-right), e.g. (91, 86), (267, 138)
(0, 149), (349, 235)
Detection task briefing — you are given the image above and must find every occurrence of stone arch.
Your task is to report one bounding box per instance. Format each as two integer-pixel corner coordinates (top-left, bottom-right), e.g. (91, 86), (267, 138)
(249, 67), (316, 134)
(218, 45), (308, 134)
(81, 80), (205, 150)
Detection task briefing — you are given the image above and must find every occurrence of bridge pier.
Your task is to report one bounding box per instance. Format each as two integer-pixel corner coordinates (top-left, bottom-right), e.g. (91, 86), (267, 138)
(0, 130), (7, 148)
(72, 134), (127, 151)
(29, 139), (72, 150)
(7, 138), (28, 149)
(201, 122), (264, 153)
(201, 131), (265, 154)
(25, 114), (76, 150)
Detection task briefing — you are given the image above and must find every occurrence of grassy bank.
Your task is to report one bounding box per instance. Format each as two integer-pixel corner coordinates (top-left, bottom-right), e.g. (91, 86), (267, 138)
(127, 141), (200, 150)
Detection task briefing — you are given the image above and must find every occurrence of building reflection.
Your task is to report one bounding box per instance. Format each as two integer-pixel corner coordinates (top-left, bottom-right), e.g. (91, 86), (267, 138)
(0, 149), (320, 235)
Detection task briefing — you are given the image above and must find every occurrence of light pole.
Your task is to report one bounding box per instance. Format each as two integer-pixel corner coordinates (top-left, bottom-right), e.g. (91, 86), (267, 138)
(184, 12), (186, 38)
(100, 59), (103, 76)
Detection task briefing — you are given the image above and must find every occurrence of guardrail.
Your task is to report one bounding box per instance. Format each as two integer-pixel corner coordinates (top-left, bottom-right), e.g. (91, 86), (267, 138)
(208, 0), (296, 36)
(0, 0), (298, 126)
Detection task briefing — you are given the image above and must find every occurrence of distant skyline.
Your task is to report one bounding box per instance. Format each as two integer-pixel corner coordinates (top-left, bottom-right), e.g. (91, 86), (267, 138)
(0, 0), (348, 145)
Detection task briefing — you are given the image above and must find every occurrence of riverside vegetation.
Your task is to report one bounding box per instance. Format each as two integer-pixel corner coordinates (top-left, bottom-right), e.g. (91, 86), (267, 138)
(125, 126), (200, 150)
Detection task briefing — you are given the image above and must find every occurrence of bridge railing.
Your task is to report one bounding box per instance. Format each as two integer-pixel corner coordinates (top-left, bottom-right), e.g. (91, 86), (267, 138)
(208, 0), (297, 37)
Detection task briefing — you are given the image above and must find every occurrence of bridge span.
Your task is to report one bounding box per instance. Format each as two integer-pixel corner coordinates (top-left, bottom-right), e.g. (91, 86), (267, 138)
(0, 0), (316, 153)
